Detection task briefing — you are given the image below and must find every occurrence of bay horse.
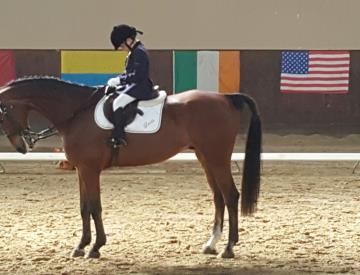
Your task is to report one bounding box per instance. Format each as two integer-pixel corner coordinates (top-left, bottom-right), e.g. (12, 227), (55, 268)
(0, 77), (261, 259)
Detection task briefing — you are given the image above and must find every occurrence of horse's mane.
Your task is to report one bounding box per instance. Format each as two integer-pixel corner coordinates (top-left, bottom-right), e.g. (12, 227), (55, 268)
(7, 76), (95, 89)
(0, 76), (103, 107)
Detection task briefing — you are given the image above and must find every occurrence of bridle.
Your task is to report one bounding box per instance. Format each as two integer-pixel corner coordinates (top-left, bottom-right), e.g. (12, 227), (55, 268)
(0, 102), (57, 149)
(0, 102), (24, 137)
(0, 86), (102, 149)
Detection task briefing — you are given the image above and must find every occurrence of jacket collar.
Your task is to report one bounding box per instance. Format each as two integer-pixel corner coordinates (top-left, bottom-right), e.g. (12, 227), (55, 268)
(130, 41), (141, 52)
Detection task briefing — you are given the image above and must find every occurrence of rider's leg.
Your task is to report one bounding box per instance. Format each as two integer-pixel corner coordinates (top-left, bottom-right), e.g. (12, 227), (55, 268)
(110, 93), (136, 147)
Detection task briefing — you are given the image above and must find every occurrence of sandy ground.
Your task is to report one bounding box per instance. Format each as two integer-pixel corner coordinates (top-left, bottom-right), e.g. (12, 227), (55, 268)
(0, 133), (360, 274)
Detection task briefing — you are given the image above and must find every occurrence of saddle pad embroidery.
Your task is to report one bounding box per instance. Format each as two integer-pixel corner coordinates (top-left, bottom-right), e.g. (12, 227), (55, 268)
(94, 91), (166, 134)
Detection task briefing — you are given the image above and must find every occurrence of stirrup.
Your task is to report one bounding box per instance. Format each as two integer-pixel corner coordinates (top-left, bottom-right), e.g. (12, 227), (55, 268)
(107, 137), (127, 148)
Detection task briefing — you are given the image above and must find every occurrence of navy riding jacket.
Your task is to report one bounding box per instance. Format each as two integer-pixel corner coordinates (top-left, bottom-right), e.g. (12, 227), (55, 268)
(120, 41), (153, 100)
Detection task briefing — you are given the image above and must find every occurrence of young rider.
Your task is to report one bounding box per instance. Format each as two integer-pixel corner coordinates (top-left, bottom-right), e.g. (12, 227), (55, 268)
(107, 24), (154, 147)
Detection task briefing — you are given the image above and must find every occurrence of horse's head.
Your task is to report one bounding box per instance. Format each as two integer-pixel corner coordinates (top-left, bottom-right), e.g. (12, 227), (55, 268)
(0, 77), (103, 153)
(0, 101), (30, 154)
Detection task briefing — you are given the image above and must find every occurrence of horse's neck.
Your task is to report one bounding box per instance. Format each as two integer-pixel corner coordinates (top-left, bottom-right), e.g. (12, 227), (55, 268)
(8, 82), (96, 127)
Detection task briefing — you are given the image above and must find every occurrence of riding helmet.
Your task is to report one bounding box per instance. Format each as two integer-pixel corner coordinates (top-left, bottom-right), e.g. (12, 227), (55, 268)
(110, 24), (143, 50)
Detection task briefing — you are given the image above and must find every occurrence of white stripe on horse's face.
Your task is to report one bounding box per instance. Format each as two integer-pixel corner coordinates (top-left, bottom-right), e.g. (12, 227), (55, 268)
(205, 225), (222, 249)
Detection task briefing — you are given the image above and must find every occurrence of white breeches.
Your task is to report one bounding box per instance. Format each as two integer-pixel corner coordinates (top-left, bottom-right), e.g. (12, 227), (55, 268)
(112, 84), (136, 111)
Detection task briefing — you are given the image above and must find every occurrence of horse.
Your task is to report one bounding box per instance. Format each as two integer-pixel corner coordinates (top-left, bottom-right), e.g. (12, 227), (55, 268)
(0, 76), (262, 259)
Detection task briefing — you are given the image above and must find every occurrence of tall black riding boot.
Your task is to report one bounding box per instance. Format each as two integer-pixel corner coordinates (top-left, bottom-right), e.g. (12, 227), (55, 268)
(108, 107), (127, 147)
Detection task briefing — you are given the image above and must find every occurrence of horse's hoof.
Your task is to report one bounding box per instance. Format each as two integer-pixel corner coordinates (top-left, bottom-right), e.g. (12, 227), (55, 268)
(217, 249), (235, 259)
(71, 248), (85, 258)
(85, 250), (101, 259)
(202, 245), (217, 255)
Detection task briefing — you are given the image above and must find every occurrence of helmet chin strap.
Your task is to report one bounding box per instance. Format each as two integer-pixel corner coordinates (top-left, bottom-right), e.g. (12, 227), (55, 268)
(124, 42), (132, 50)
(124, 38), (135, 51)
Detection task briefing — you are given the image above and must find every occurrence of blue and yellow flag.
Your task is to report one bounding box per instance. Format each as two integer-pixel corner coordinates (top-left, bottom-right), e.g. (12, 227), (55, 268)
(61, 51), (127, 86)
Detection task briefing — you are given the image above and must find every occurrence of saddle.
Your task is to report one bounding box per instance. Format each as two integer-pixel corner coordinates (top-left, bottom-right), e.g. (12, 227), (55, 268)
(94, 87), (167, 134)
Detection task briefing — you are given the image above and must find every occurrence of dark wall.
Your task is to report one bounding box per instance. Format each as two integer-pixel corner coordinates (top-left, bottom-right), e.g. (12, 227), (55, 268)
(149, 51), (173, 94)
(14, 50), (60, 78)
(7, 49), (360, 135)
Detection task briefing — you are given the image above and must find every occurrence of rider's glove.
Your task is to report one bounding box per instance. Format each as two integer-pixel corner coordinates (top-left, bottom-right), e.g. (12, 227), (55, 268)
(107, 77), (121, 87)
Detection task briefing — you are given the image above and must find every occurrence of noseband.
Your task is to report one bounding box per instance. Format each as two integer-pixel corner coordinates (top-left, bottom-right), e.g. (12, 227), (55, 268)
(0, 102), (57, 149)
(0, 102), (24, 137)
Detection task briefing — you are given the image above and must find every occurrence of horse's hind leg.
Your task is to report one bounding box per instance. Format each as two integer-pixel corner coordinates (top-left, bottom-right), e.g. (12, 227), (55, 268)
(202, 179), (225, 254)
(201, 157), (239, 258)
(203, 189), (225, 255)
(214, 167), (239, 258)
(196, 153), (225, 255)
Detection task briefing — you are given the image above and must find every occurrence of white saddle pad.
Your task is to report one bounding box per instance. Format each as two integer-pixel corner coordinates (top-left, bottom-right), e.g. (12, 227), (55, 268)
(94, 91), (167, 134)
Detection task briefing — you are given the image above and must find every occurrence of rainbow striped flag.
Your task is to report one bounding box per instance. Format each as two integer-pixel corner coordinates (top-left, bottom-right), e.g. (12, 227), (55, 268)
(173, 50), (240, 93)
(61, 51), (127, 86)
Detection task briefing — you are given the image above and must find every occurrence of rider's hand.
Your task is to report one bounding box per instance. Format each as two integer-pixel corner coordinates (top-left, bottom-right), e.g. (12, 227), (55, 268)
(107, 77), (120, 87)
(105, 86), (116, 95)
(119, 74), (127, 85)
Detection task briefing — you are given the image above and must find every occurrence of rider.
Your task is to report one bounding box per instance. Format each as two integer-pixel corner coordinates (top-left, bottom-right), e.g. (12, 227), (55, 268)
(107, 24), (154, 147)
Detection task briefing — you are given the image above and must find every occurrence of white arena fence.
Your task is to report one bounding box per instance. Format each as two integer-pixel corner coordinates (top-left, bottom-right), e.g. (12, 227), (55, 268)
(0, 152), (359, 161)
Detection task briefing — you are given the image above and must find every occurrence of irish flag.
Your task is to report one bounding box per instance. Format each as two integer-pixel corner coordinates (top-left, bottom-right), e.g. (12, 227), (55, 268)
(174, 50), (240, 93)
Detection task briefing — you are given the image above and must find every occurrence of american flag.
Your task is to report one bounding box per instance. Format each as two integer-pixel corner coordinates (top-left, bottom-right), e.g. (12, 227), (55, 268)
(280, 50), (350, 94)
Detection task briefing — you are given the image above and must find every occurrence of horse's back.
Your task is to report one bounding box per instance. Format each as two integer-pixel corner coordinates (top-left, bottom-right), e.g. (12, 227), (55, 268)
(165, 90), (241, 149)
(168, 89), (229, 104)
(167, 89), (238, 119)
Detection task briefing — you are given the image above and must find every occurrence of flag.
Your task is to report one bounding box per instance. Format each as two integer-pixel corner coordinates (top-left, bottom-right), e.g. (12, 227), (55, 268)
(174, 50), (240, 94)
(280, 50), (350, 94)
(219, 51), (240, 93)
(174, 51), (197, 93)
(0, 50), (16, 86)
(61, 51), (127, 86)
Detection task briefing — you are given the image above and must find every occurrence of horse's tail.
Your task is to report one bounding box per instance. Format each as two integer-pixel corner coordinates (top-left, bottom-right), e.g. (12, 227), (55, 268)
(226, 92), (262, 216)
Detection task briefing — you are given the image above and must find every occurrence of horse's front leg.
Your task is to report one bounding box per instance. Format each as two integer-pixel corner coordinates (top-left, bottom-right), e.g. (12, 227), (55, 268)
(74, 166), (106, 259)
(87, 196), (106, 259)
(84, 166), (106, 258)
(71, 170), (92, 257)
